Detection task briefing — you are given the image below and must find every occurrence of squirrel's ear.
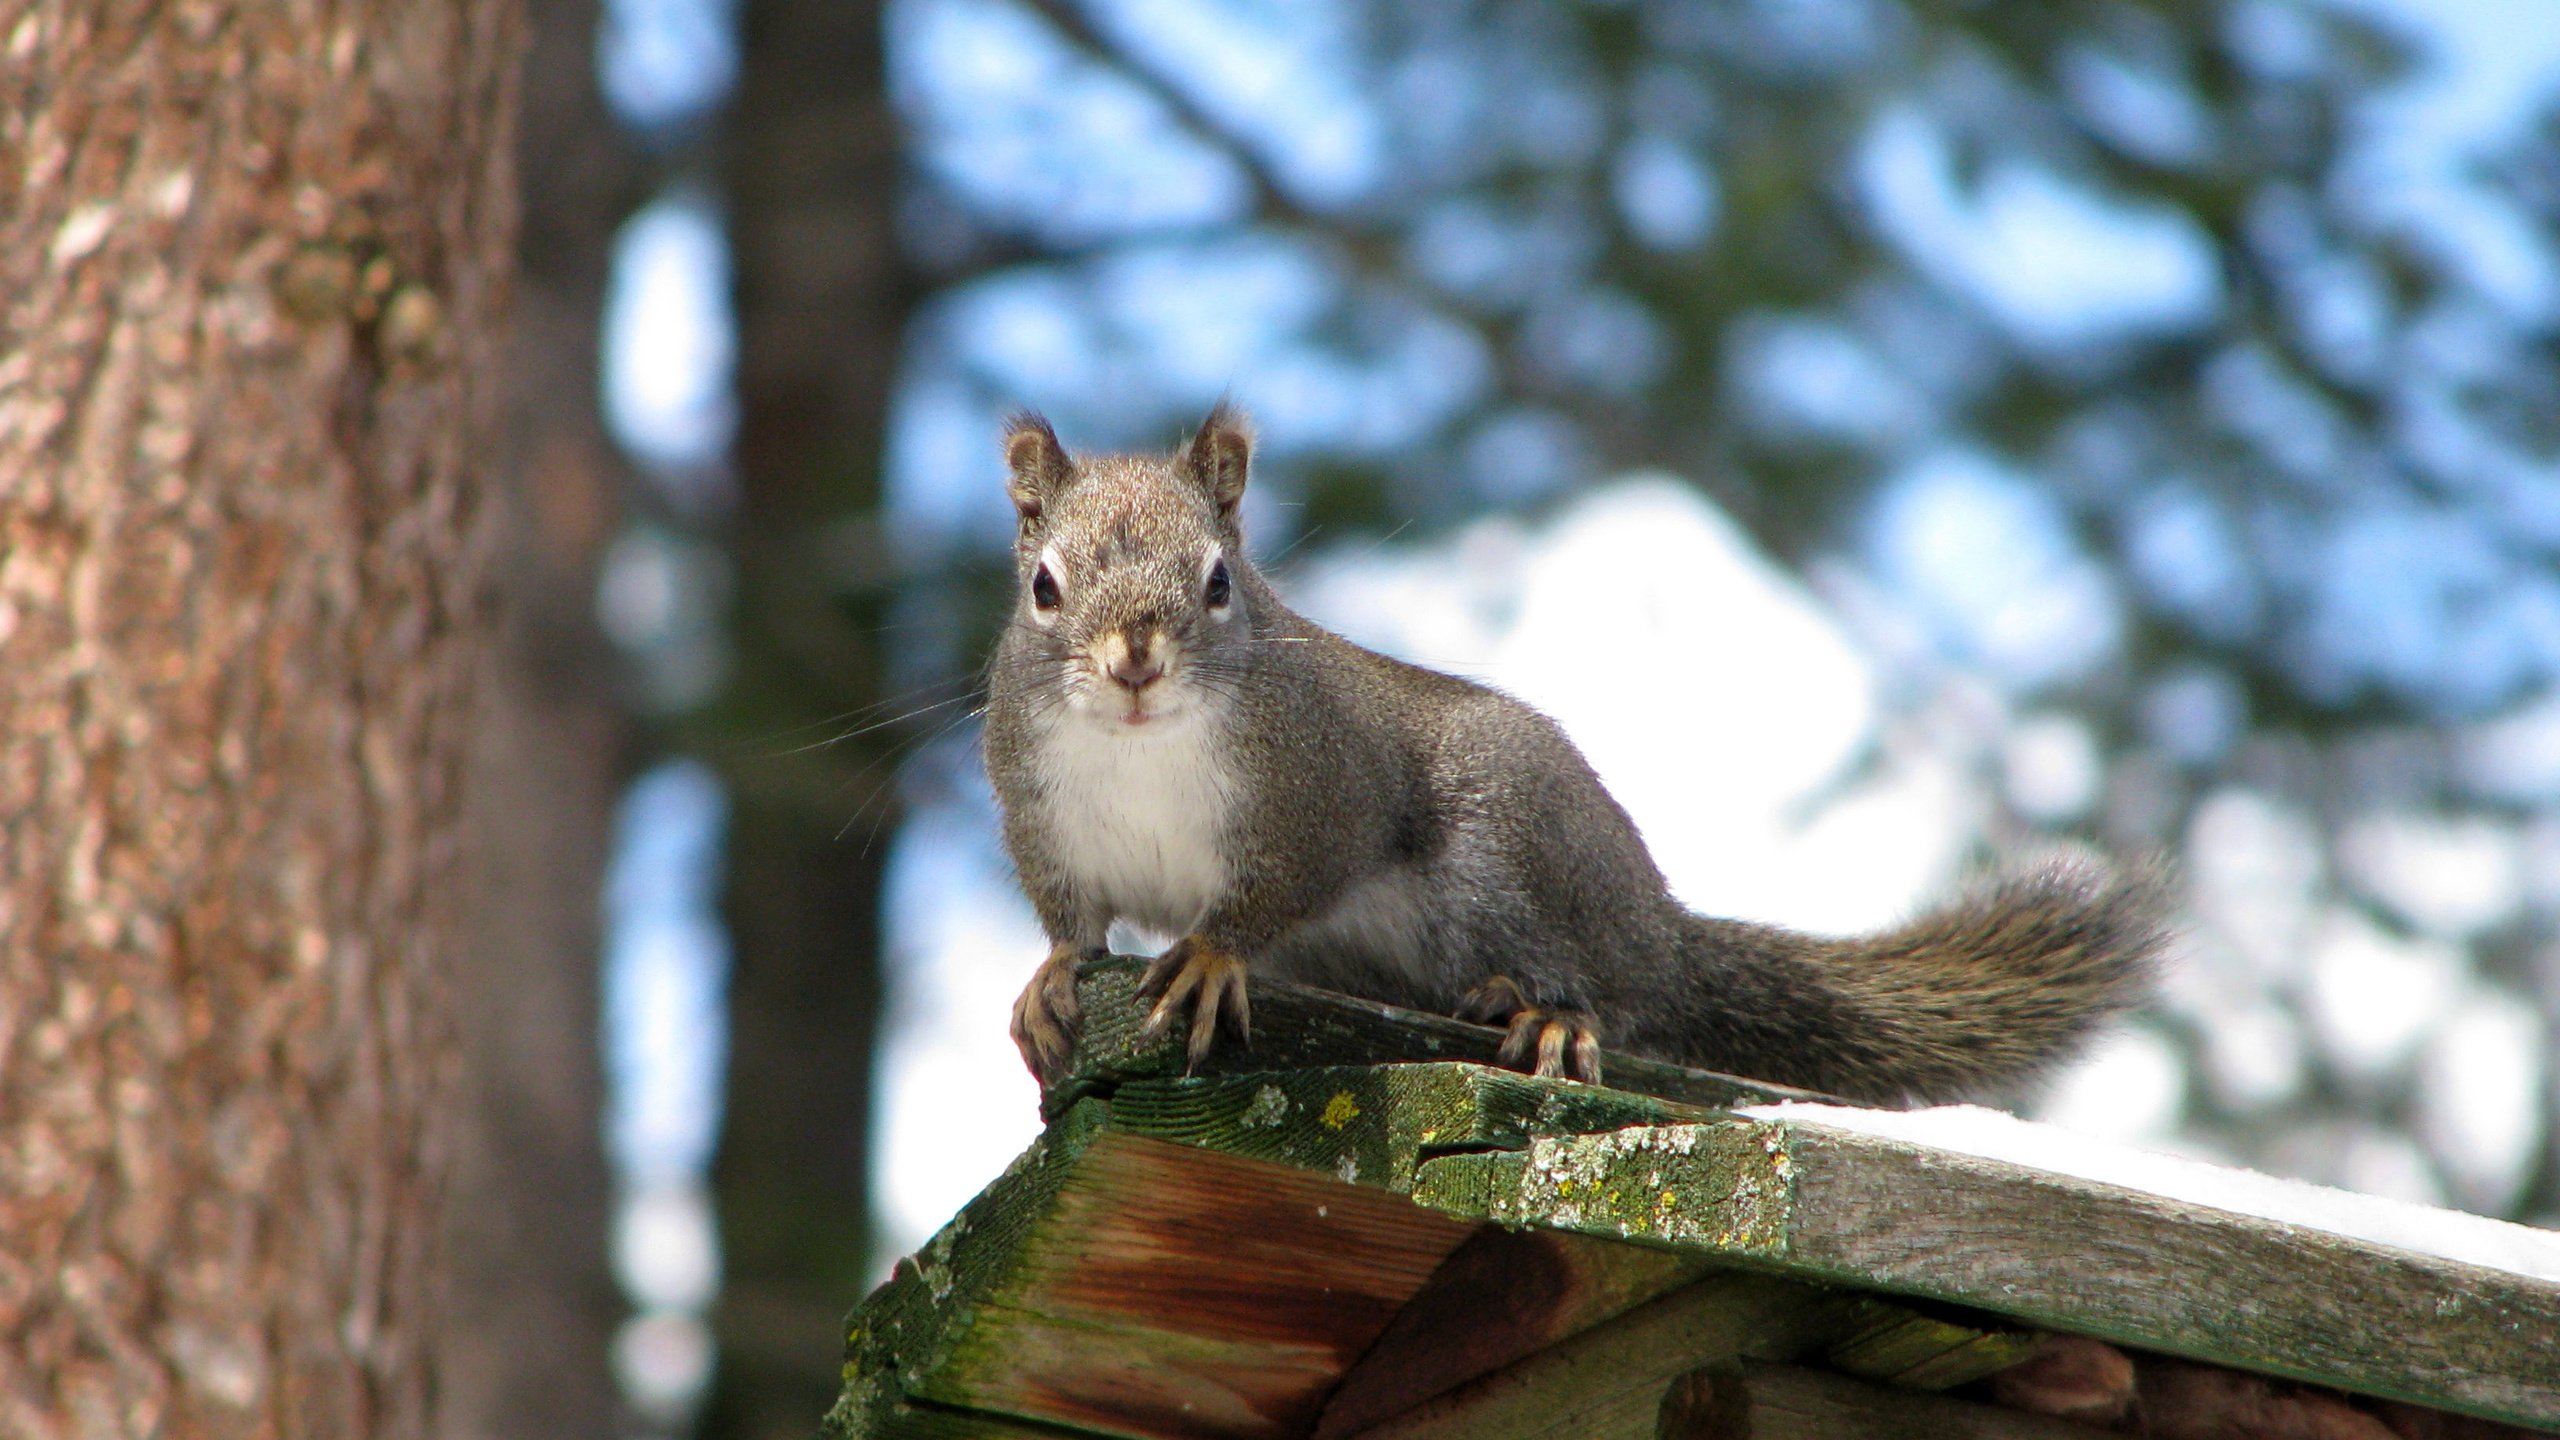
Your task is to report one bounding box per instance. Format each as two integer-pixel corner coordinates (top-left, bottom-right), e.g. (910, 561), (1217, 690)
(1183, 400), (1253, 520)
(1003, 411), (1070, 521)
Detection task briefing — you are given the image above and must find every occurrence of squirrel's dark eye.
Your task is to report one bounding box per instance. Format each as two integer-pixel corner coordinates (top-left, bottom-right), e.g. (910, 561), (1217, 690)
(1204, 559), (1232, 609)
(1031, 564), (1061, 612)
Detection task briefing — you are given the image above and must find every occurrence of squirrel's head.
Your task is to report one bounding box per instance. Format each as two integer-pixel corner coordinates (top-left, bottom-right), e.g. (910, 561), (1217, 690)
(1000, 403), (1258, 730)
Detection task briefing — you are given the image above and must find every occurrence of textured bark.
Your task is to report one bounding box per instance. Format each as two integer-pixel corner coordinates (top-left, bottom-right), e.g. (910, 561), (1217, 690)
(705, 2), (909, 1437)
(0, 4), (519, 1438)
(436, 0), (630, 1434)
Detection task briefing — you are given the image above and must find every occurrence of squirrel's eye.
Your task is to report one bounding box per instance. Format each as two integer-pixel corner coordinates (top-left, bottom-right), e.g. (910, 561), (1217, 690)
(1204, 559), (1232, 609)
(1031, 564), (1061, 612)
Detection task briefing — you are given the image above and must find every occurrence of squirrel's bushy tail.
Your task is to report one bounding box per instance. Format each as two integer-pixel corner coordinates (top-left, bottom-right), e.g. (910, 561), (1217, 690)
(1656, 855), (2172, 1105)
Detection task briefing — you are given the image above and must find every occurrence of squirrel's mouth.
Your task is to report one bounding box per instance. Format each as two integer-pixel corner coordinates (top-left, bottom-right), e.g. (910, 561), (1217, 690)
(1084, 669), (1179, 728)
(1101, 686), (1190, 729)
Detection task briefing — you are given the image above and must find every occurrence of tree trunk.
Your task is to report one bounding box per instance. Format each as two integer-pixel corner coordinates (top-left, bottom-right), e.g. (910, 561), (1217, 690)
(0, 5), (519, 1437)
(705, 3), (910, 1437)
(438, 0), (631, 1435)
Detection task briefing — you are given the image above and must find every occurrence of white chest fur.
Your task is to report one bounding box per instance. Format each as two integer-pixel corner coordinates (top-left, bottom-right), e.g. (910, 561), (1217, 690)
(1031, 711), (1235, 938)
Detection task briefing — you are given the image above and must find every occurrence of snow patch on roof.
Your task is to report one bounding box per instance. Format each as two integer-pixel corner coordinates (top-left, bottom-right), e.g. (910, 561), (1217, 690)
(1744, 1101), (2560, 1283)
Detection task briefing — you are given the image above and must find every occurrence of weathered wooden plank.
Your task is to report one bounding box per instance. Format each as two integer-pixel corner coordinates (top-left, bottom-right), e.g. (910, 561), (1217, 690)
(1347, 1271), (1851, 1440)
(829, 1375), (1132, 1440)
(1822, 1298), (2044, 1391)
(1052, 956), (1820, 1120)
(940, 1132), (1470, 1439)
(1313, 1226), (1716, 1438)
(1661, 1361), (2116, 1439)
(842, 1101), (1121, 1431)
(1408, 1118), (2560, 1430)
(1409, 1118), (1794, 1254)
(836, 1098), (1474, 1440)
(1315, 1228), (2051, 1435)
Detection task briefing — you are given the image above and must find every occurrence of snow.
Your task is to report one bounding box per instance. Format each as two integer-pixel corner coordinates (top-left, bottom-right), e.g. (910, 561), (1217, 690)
(1743, 1101), (2560, 1284)
(2029, 1027), (2187, 1143)
(2417, 990), (2548, 1214)
(2336, 811), (2523, 939)
(2193, 1000), (2308, 1111)
(1999, 712), (2102, 824)
(2303, 910), (2464, 1080)
(2182, 789), (2323, 983)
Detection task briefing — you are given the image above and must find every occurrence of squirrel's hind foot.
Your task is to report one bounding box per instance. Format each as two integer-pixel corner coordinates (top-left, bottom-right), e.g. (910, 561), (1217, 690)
(1498, 1010), (1604, 1084)
(1457, 977), (1604, 1084)
(1011, 942), (1100, 1087)
(1136, 937), (1251, 1072)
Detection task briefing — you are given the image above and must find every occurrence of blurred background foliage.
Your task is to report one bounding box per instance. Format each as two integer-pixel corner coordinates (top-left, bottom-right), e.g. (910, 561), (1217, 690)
(552, 0), (2560, 1435)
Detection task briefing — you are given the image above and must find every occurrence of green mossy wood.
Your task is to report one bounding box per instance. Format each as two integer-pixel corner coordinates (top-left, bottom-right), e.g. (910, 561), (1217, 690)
(830, 957), (2560, 1440)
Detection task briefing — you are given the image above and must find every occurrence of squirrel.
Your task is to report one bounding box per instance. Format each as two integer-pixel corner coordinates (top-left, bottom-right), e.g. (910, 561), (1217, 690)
(983, 403), (2170, 1105)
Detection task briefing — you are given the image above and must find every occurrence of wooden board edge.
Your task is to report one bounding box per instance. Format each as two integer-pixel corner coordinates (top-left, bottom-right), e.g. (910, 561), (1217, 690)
(1102, 1063), (1727, 1194)
(1406, 1115), (2560, 1431)
(840, 1102), (1118, 1428)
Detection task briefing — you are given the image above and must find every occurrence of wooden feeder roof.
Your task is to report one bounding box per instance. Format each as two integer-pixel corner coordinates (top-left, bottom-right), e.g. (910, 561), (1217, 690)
(829, 958), (2560, 1439)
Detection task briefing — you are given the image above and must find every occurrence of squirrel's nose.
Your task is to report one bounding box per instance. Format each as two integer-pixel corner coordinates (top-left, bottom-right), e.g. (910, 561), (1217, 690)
(1106, 634), (1163, 691)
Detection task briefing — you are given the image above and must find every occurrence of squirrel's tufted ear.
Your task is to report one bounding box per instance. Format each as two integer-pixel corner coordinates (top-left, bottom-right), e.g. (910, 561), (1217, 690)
(1003, 411), (1070, 521)
(1183, 399), (1254, 520)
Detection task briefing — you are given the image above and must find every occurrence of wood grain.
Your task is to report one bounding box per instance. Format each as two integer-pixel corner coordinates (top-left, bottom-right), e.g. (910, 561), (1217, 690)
(1313, 1226), (1714, 1438)
(1346, 1272), (1844, 1440)
(1821, 1299), (2044, 1391)
(838, 1102), (1471, 1440)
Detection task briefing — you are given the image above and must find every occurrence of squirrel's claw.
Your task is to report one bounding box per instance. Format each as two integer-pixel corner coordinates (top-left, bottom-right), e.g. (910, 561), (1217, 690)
(1457, 976), (1605, 1084)
(1010, 942), (1097, 1087)
(1496, 1009), (1602, 1084)
(1136, 937), (1251, 1072)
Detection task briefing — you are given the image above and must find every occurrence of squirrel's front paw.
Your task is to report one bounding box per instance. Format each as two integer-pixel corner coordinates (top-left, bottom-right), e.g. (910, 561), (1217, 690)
(1135, 936), (1251, 1072)
(1010, 942), (1100, 1086)
(1457, 976), (1604, 1084)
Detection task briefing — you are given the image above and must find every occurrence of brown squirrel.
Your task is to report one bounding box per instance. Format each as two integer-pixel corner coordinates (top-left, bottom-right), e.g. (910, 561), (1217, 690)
(984, 404), (2168, 1104)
